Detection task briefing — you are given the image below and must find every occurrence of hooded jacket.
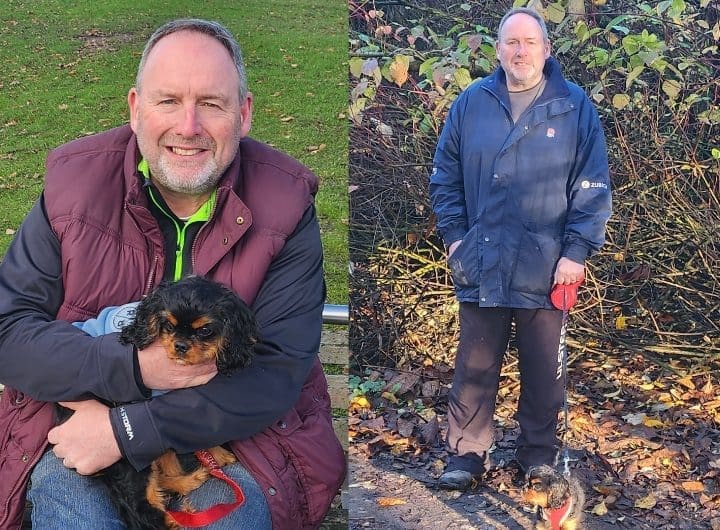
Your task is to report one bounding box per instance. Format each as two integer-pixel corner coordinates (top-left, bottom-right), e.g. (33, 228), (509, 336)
(0, 125), (346, 529)
(430, 57), (611, 308)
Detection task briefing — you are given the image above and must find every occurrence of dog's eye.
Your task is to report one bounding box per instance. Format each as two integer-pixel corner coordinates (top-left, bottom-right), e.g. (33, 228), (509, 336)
(196, 327), (214, 339)
(161, 321), (175, 333)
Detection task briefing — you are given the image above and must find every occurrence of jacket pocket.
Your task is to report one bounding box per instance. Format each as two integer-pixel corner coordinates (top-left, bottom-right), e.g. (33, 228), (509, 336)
(270, 406), (346, 527)
(447, 224), (480, 287)
(510, 231), (561, 296)
(0, 388), (55, 530)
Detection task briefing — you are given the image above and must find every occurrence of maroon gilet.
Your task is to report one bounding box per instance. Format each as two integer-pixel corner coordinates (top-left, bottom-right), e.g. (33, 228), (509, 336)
(0, 125), (346, 529)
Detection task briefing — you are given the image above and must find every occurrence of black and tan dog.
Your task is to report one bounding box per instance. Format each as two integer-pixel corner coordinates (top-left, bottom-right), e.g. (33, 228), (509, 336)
(98, 276), (257, 529)
(522, 465), (585, 530)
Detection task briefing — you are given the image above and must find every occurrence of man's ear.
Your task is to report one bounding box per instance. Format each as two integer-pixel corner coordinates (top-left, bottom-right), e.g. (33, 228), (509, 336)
(128, 87), (139, 133)
(544, 40), (552, 59)
(238, 92), (253, 138)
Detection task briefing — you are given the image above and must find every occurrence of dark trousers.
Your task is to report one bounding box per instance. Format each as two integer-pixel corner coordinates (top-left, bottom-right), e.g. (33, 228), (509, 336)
(446, 303), (564, 469)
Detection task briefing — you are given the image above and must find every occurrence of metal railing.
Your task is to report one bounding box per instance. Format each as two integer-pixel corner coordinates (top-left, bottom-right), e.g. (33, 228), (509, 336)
(322, 304), (349, 325)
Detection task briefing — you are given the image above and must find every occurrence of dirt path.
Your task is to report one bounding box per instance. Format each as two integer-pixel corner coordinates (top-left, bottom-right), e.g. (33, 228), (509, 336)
(347, 447), (708, 529)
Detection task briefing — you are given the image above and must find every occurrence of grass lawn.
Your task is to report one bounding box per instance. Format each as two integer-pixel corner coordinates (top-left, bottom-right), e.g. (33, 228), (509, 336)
(0, 0), (348, 302)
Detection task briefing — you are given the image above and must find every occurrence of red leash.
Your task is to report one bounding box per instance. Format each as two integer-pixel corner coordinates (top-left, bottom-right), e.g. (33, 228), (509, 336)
(166, 450), (245, 528)
(543, 498), (573, 529)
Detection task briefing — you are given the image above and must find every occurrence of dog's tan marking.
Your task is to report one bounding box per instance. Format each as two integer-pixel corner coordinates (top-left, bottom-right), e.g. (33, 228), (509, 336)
(165, 312), (178, 326)
(191, 315), (213, 329)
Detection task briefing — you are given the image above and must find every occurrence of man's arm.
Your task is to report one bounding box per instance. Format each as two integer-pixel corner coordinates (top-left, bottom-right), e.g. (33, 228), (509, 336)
(0, 198), (147, 404)
(429, 91), (470, 248)
(562, 94), (612, 264)
(111, 205), (325, 471)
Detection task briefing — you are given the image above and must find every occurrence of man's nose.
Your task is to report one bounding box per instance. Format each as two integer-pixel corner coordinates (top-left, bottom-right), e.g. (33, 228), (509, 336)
(178, 105), (203, 137)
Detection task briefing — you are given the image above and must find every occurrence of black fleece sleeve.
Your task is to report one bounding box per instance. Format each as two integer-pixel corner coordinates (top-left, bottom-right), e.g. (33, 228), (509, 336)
(0, 197), (148, 404)
(110, 205), (325, 470)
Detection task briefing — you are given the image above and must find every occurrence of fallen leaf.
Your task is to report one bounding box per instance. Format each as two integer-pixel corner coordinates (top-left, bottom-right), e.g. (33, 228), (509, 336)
(634, 493), (657, 509)
(396, 416), (414, 437)
(377, 497), (406, 507)
(681, 481), (704, 493)
(592, 500), (608, 516)
(676, 376), (696, 390)
(350, 396), (371, 412)
(5, 229), (16, 235)
(280, 116), (294, 122)
(643, 417), (665, 428)
(381, 391), (399, 404)
(306, 143), (326, 153)
(623, 412), (646, 425)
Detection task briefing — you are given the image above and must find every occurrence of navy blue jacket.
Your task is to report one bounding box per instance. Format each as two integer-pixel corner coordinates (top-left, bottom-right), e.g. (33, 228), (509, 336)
(430, 57), (611, 308)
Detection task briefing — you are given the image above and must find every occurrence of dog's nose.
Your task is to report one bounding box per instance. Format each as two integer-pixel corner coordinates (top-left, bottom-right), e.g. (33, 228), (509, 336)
(174, 341), (189, 355)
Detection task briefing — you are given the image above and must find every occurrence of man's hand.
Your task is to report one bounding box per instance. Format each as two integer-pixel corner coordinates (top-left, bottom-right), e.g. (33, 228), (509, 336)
(137, 340), (217, 390)
(447, 240), (462, 258)
(553, 257), (585, 285)
(48, 400), (121, 475)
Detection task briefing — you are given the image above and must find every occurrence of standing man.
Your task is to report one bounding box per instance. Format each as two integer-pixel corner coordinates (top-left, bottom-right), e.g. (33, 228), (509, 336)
(0, 19), (345, 529)
(430, 7), (611, 490)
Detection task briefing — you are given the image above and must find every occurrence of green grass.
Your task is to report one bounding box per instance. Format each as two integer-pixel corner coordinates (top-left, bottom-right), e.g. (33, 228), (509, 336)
(0, 0), (348, 302)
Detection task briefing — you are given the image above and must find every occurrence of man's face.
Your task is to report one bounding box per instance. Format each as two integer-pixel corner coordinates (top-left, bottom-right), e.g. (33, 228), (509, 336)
(496, 13), (550, 90)
(128, 30), (252, 196)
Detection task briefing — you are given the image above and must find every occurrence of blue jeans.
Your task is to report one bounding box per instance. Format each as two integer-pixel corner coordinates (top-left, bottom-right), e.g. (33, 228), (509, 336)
(28, 449), (271, 529)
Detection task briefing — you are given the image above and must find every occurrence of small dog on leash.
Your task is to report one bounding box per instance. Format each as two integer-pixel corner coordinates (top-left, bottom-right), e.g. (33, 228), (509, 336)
(522, 465), (585, 530)
(100, 276), (257, 529)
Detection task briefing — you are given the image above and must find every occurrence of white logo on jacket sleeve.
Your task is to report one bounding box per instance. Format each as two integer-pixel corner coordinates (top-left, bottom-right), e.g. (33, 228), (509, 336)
(581, 180), (608, 190)
(119, 406), (134, 441)
(546, 127), (555, 138)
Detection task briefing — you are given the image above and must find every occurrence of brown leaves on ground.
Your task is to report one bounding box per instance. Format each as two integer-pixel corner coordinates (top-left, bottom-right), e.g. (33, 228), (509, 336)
(350, 350), (720, 527)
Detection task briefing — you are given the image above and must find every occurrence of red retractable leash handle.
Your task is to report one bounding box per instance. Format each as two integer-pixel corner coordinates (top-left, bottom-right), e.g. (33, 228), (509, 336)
(550, 279), (584, 311)
(166, 450), (245, 528)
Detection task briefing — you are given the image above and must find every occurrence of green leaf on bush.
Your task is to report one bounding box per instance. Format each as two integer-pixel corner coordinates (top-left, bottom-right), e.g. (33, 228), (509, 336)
(389, 55), (411, 87)
(662, 79), (681, 100)
(349, 57), (364, 78)
(546, 3), (566, 24)
(613, 93), (631, 110)
(626, 65), (645, 89)
(711, 148), (720, 159)
(454, 68), (472, 89)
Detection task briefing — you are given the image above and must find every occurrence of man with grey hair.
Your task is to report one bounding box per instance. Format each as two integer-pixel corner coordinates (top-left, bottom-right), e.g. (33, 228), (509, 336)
(0, 18), (345, 529)
(430, 7), (611, 490)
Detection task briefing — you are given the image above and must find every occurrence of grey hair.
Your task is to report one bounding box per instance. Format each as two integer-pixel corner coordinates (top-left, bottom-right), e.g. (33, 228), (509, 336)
(135, 18), (248, 101)
(498, 7), (549, 42)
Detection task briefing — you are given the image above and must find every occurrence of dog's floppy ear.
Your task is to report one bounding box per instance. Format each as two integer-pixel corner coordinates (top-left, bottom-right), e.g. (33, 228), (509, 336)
(216, 295), (258, 376)
(546, 475), (571, 509)
(119, 289), (166, 349)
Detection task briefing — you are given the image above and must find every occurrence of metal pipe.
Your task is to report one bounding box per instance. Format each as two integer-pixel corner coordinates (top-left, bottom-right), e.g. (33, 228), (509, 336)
(322, 304), (349, 325)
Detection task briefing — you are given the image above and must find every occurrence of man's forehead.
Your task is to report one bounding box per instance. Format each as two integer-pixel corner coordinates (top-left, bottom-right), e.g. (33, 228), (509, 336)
(146, 30), (232, 64)
(500, 14), (544, 39)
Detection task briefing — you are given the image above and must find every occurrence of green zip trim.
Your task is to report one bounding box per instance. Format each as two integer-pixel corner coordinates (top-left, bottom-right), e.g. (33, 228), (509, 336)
(138, 159), (216, 281)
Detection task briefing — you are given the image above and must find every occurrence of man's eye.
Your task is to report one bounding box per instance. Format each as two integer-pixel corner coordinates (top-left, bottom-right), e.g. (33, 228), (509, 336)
(201, 102), (220, 109)
(159, 99), (176, 105)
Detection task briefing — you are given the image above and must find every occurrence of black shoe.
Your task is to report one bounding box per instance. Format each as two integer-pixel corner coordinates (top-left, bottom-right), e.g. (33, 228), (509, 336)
(438, 469), (478, 491)
(437, 452), (487, 491)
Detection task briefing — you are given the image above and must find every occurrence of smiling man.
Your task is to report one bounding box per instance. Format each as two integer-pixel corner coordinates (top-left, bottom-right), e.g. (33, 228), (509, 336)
(0, 19), (345, 529)
(430, 8), (611, 490)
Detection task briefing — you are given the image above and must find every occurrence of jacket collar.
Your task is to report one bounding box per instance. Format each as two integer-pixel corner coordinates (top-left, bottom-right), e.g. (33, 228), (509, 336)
(482, 56), (570, 109)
